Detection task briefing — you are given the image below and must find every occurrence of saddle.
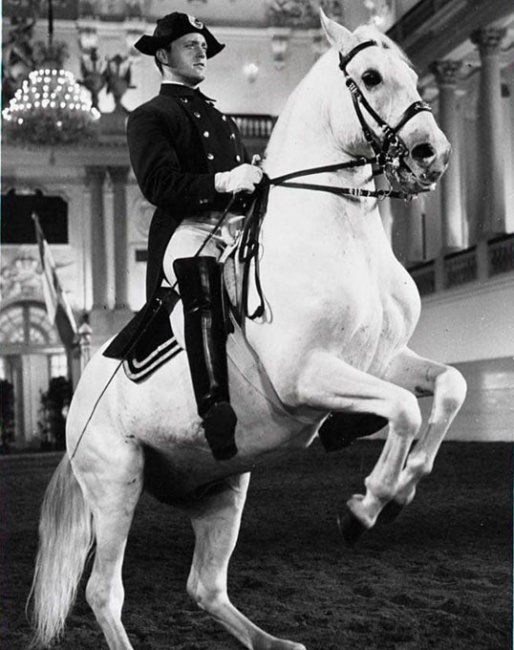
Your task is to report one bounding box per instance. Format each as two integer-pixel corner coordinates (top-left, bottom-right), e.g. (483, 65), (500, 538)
(103, 287), (181, 382)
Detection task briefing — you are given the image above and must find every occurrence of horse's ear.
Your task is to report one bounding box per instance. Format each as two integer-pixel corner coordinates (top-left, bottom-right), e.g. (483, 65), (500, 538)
(319, 8), (355, 51)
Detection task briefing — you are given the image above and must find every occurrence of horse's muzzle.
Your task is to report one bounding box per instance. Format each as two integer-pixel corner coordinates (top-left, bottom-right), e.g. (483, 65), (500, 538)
(391, 135), (451, 194)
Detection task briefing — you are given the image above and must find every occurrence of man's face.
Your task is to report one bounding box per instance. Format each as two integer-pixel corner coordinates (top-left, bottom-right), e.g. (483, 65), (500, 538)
(160, 33), (208, 86)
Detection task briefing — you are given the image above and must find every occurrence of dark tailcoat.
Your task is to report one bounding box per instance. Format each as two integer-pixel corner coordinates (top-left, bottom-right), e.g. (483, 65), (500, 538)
(126, 83), (249, 299)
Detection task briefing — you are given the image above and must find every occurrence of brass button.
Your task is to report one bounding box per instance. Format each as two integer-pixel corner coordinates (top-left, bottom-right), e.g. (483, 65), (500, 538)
(203, 130), (210, 138)
(235, 154), (241, 162)
(229, 133), (236, 140)
(207, 153), (214, 160)
(221, 115), (227, 121)
(180, 97), (189, 104)
(194, 111), (201, 118)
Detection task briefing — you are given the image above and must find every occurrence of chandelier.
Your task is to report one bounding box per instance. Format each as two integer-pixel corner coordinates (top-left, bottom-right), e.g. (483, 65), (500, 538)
(2, 1), (100, 146)
(364, 0), (395, 30)
(2, 65), (100, 146)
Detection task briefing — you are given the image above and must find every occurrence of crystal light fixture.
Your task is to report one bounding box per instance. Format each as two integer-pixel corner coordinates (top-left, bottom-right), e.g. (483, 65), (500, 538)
(364, 0), (395, 31)
(2, 0), (100, 146)
(2, 67), (100, 145)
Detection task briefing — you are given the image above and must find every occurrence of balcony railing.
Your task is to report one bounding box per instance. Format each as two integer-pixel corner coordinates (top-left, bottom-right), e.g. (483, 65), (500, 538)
(489, 233), (514, 276)
(445, 246), (478, 289)
(409, 233), (514, 295)
(230, 114), (277, 140)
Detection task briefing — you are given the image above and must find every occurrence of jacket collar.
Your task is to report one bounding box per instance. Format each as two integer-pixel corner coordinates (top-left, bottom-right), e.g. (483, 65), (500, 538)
(159, 83), (215, 103)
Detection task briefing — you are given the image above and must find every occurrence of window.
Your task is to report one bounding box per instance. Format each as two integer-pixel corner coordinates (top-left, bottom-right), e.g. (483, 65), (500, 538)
(0, 302), (60, 348)
(1, 189), (68, 244)
(49, 353), (69, 379)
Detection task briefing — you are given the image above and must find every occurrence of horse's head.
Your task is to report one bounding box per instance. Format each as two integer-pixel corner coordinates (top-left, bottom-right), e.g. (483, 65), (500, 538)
(320, 10), (450, 195)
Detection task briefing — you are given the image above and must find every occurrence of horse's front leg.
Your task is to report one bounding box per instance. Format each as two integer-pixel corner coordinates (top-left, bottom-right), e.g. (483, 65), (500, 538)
(381, 347), (467, 511)
(294, 351), (424, 538)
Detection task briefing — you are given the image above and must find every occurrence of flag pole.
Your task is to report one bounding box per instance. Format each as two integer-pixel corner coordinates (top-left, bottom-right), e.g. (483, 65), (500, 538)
(33, 212), (84, 385)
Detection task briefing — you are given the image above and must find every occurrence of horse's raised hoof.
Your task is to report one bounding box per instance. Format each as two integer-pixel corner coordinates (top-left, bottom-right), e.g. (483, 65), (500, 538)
(337, 507), (368, 548)
(378, 500), (405, 525)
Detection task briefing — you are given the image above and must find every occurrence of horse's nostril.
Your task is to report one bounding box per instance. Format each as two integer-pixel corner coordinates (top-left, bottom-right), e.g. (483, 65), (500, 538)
(411, 143), (435, 161)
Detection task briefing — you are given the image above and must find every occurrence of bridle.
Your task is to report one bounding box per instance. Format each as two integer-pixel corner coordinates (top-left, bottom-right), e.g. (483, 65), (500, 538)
(237, 40), (435, 320)
(338, 40), (432, 176)
(267, 39), (433, 202)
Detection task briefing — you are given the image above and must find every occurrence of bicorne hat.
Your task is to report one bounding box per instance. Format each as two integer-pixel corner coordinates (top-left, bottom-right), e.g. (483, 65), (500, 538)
(134, 12), (225, 58)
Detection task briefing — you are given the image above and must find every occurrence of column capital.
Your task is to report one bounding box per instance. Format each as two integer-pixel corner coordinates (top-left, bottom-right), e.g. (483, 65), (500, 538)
(430, 60), (462, 87)
(471, 27), (507, 56)
(107, 166), (130, 185)
(85, 165), (106, 186)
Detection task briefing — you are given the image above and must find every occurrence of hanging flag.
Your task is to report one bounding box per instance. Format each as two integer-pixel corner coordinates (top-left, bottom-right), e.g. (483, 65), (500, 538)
(33, 212), (77, 347)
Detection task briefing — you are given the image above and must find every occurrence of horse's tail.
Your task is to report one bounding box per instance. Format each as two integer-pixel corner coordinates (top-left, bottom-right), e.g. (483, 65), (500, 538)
(28, 454), (95, 648)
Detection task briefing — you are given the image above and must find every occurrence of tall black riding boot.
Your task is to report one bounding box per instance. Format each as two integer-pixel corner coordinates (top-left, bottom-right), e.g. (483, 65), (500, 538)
(173, 256), (237, 461)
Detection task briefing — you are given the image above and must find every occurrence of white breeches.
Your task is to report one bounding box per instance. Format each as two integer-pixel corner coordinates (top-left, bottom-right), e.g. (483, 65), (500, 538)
(163, 213), (244, 289)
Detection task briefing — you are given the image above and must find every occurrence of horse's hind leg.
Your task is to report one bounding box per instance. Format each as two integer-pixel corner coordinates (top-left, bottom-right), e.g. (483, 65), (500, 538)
(73, 441), (144, 650)
(184, 473), (306, 650)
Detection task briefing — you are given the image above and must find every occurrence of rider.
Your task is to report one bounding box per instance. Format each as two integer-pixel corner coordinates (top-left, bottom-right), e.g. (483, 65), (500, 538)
(128, 12), (263, 461)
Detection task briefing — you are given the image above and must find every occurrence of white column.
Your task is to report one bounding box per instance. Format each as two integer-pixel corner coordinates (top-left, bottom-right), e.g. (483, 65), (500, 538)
(80, 176), (93, 313)
(103, 171), (116, 311)
(86, 166), (108, 309)
(406, 194), (427, 263)
(503, 65), (514, 232)
(430, 60), (465, 252)
(108, 166), (130, 310)
(471, 27), (507, 237)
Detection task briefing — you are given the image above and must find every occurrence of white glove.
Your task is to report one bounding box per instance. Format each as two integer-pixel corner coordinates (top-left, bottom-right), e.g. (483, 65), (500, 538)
(215, 163), (263, 194)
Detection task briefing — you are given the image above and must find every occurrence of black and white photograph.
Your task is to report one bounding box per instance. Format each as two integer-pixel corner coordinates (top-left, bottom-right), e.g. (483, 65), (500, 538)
(1, 1), (512, 649)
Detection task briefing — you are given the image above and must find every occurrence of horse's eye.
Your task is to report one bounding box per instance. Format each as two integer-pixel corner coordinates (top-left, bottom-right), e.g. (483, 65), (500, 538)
(362, 70), (382, 88)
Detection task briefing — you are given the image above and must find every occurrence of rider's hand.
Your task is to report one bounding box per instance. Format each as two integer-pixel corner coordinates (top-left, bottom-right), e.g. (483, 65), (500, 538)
(215, 164), (263, 194)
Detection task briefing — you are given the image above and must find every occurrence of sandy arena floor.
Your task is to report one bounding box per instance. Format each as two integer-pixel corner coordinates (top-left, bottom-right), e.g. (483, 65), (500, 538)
(1, 439), (512, 650)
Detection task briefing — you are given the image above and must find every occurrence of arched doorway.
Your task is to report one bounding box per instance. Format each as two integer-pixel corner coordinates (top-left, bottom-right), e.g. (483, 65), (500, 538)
(0, 300), (69, 449)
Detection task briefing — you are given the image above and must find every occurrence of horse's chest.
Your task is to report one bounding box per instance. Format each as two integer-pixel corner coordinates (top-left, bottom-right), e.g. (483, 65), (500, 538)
(338, 261), (421, 369)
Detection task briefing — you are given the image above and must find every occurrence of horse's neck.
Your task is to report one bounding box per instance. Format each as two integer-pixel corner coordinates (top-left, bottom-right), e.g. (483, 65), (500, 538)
(264, 53), (370, 188)
(263, 54), (383, 249)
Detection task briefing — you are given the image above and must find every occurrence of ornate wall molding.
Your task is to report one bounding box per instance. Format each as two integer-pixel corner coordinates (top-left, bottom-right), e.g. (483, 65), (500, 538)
(0, 249), (42, 302)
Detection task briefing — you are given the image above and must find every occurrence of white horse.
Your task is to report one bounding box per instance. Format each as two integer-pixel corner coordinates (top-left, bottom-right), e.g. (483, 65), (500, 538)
(29, 12), (467, 650)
